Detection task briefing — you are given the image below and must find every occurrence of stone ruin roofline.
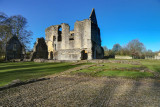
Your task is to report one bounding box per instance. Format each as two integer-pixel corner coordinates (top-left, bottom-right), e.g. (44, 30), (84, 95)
(45, 8), (96, 33)
(45, 17), (93, 32)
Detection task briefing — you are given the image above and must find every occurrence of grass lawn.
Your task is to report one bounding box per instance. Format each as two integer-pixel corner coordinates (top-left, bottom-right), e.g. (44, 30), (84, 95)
(71, 60), (160, 78)
(0, 62), (85, 87)
(1, 60), (160, 87)
(140, 59), (160, 72)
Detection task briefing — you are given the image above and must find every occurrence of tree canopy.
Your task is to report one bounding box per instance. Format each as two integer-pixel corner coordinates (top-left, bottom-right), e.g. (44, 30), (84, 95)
(112, 43), (122, 53)
(103, 39), (150, 59)
(0, 12), (32, 54)
(126, 39), (146, 58)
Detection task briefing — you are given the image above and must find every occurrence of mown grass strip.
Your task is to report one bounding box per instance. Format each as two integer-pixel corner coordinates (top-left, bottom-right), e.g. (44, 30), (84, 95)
(0, 62), (86, 87)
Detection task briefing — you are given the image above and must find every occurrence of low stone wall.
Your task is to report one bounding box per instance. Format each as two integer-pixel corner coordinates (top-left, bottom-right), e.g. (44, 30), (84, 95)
(145, 57), (155, 60)
(33, 59), (78, 63)
(145, 56), (160, 60)
(23, 59), (31, 62)
(33, 59), (141, 65)
(10, 59), (22, 62)
(155, 56), (160, 60)
(115, 55), (132, 59)
(88, 59), (141, 65)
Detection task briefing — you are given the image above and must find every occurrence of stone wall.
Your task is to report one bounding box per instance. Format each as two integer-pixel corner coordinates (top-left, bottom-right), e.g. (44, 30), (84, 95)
(44, 8), (103, 60)
(145, 56), (160, 60)
(6, 35), (24, 60)
(31, 38), (48, 60)
(57, 49), (81, 60)
(155, 56), (160, 60)
(115, 55), (132, 59)
(74, 19), (92, 49)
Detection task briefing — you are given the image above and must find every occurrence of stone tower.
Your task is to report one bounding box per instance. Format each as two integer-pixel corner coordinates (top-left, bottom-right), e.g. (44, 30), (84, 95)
(45, 8), (104, 60)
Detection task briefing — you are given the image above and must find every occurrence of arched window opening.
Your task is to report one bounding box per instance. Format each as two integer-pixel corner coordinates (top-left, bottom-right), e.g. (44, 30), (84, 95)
(69, 33), (74, 40)
(50, 51), (53, 59)
(53, 36), (56, 41)
(58, 26), (62, 41)
(54, 44), (56, 51)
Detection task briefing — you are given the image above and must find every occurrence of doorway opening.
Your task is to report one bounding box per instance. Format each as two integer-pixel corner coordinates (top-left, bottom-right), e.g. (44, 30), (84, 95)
(81, 50), (88, 60)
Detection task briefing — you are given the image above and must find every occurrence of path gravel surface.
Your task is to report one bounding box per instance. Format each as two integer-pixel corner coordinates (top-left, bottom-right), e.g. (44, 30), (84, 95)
(0, 75), (160, 107)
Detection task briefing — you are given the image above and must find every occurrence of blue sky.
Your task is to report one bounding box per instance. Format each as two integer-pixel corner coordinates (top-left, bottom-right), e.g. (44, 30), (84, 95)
(0, 0), (160, 51)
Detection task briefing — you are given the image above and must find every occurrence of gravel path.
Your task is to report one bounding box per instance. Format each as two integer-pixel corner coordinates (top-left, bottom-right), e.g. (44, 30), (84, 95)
(0, 75), (160, 107)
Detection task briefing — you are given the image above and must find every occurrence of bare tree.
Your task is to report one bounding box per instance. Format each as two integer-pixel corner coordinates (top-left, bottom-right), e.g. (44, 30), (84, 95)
(127, 39), (146, 58)
(0, 12), (12, 57)
(0, 12), (32, 53)
(103, 46), (108, 51)
(112, 43), (122, 55)
(7, 15), (32, 49)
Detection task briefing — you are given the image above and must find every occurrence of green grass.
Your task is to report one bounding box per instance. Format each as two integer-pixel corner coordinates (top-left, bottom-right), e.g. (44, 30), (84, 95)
(0, 62), (85, 87)
(1, 60), (160, 87)
(97, 71), (153, 78)
(140, 60), (160, 72)
(71, 60), (160, 78)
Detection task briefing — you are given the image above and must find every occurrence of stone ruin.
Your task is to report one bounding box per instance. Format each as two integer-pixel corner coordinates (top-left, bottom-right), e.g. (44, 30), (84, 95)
(31, 38), (48, 60)
(32, 8), (104, 60)
(6, 35), (25, 61)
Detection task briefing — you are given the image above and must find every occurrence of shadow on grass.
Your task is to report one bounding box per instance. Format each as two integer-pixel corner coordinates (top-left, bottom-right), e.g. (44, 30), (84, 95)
(0, 62), (61, 71)
(0, 63), (83, 86)
(152, 65), (160, 73)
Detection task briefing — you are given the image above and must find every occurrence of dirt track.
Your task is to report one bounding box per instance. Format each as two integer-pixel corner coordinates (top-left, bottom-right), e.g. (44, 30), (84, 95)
(0, 75), (160, 107)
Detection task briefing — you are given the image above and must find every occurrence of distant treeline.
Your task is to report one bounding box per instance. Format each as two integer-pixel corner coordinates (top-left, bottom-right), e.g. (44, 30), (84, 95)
(103, 39), (159, 59)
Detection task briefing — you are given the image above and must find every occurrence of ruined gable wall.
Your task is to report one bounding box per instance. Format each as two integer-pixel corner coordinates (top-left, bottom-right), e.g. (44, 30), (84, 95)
(55, 19), (93, 60)
(91, 22), (104, 59)
(91, 22), (101, 46)
(31, 38), (48, 60)
(45, 19), (94, 60)
(74, 21), (83, 48)
(61, 23), (70, 49)
(45, 25), (58, 52)
(74, 19), (92, 49)
(45, 25), (60, 59)
(74, 19), (92, 60)
(6, 36), (23, 60)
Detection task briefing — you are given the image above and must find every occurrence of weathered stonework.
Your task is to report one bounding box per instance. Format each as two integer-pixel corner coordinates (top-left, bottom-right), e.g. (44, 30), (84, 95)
(31, 38), (48, 60)
(45, 8), (104, 60)
(6, 35), (25, 60)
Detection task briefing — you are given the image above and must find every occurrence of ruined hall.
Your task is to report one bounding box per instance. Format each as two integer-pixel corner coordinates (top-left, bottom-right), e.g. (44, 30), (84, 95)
(34, 8), (104, 60)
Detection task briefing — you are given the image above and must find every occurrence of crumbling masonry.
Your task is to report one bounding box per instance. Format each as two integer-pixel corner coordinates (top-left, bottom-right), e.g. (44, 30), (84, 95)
(43, 8), (104, 60)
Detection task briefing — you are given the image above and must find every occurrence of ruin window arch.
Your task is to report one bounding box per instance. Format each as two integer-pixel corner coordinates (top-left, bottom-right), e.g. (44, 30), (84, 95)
(53, 36), (56, 41)
(58, 26), (62, 41)
(69, 33), (74, 40)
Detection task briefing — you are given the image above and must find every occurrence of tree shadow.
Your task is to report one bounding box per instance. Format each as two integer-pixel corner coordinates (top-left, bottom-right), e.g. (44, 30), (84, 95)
(0, 62), (60, 71)
(0, 63), (84, 86)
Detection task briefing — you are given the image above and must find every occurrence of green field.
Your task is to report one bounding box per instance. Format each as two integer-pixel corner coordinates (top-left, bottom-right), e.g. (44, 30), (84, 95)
(0, 62), (84, 87)
(71, 60), (160, 78)
(0, 60), (160, 87)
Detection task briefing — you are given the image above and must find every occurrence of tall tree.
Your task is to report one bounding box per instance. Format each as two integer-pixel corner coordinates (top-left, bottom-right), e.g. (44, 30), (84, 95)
(112, 43), (122, 55)
(145, 49), (155, 57)
(0, 12), (12, 56)
(102, 46), (109, 56)
(103, 46), (108, 51)
(127, 39), (146, 58)
(0, 12), (32, 52)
